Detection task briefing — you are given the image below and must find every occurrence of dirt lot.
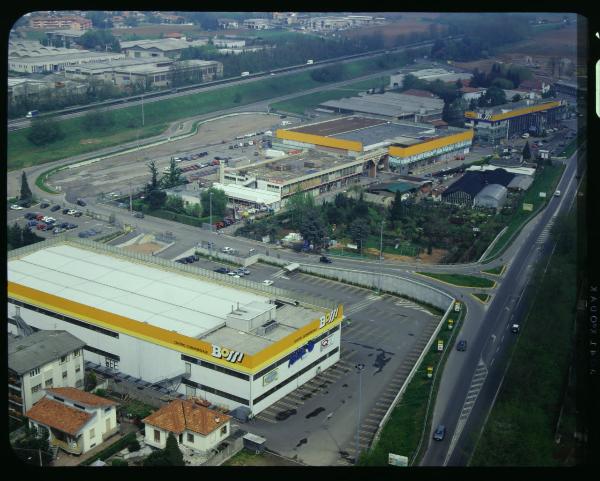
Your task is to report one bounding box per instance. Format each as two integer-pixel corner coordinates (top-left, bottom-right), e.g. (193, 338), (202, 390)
(364, 247), (448, 264)
(224, 449), (304, 466)
(50, 113), (282, 200)
(342, 17), (445, 48)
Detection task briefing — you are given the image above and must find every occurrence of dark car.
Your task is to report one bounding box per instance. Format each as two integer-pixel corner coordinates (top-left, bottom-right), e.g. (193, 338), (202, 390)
(62, 208), (70, 214)
(24, 212), (37, 219)
(27, 220), (38, 227)
(214, 267), (229, 274)
(60, 222), (70, 228)
(73, 211), (82, 217)
(319, 256), (333, 264)
(76, 199), (86, 207)
(433, 425), (446, 441)
(456, 340), (467, 351)
(66, 223), (77, 229)
(39, 202), (50, 208)
(50, 205), (61, 212)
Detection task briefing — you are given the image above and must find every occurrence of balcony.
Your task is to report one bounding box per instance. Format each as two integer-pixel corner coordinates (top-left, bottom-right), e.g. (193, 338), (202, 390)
(51, 437), (83, 455)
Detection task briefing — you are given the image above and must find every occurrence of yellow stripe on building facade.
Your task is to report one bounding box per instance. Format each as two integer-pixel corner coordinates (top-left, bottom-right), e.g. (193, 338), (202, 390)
(275, 129), (363, 152)
(388, 129), (474, 158)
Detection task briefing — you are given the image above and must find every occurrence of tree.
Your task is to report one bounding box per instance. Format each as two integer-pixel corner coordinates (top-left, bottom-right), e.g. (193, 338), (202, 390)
(455, 78), (463, 89)
(84, 371), (97, 391)
(164, 433), (184, 466)
(20, 171), (33, 202)
(511, 94), (522, 102)
(144, 450), (169, 466)
(522, 141), (531, 160)
(148, 190), (167, 210)
(165, 195), (185, 213)
(82, 110), (115, 132)
(200, 187), (227, 218)
(349, 218), (371, 248)
(442, 98), (467, 127)
(285, 190), (315, 228)
(389, 190), (403, 222)
(161, 158), (183, 189)
(233, 92), (242, 103)
(147, 161), (159, 193)
(80, 29), (119, 51)
(7, 222), (22, 250)
(26, 118), (65, 146)
(299, 209), (327, 250)
(478, 86), (506, 107)
(491, 77), (514, 90)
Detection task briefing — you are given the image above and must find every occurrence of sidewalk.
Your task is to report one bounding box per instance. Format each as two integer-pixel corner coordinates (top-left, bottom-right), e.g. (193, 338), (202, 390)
(52, 422), (139, 467)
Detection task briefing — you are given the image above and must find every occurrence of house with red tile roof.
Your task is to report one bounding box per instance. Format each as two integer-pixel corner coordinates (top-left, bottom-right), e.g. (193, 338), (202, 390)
(143, 398), (231, 453)
(26, 387), (119, 455)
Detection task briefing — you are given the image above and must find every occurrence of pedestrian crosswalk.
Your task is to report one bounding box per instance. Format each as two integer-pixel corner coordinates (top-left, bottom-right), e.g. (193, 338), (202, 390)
(272, 269), (287, 279)
(394, 298), (435, 316)
(536, 216), (556, 244)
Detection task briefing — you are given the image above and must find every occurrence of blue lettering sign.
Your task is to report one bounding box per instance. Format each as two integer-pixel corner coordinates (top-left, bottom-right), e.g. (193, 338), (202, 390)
(288, 340), (316, 368)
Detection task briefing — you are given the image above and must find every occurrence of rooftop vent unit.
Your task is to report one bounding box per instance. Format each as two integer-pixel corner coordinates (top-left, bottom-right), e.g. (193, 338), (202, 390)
(256, 320), (278, 337)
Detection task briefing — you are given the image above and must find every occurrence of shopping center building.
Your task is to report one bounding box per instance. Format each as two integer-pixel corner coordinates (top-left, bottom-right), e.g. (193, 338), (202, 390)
(7, 238), (342, 415)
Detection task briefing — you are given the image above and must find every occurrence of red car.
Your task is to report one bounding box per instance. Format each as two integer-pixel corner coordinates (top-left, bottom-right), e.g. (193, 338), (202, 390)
(35, 214), (44, 221)
(214, 221), (225, 229)
(36, 223), (48, 230)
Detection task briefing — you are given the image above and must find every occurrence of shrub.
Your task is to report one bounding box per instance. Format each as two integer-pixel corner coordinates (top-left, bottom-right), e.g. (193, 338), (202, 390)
(80, 433), (136, 466)
(111, 459), (128, 466)
(127, 439), (141, 452)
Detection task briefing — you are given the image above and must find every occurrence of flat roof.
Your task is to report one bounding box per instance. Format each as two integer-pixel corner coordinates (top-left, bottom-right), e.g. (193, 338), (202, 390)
(286, 116), (386, 136)
(213, 182), (281, 204)
(334, 122), (435, 147)
(320, 92), (444, 117)
(7, 243), (321, 355)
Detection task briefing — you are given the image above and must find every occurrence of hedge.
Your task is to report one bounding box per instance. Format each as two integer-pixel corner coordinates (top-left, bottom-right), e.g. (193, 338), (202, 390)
(80, 432), (137, 466)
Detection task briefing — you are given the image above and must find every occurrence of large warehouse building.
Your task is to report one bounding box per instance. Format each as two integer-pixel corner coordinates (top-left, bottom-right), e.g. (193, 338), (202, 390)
(7, 239), (342, 415)
(464, 99), (567, 143)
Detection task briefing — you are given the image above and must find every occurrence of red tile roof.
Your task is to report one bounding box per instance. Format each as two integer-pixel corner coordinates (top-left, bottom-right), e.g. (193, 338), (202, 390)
(46, 387), (117, 407)
(143, 399), (231, 436)
(402, 89), (438, 98)
(26, 397), (93, 436)
(460, 86), (484, 93)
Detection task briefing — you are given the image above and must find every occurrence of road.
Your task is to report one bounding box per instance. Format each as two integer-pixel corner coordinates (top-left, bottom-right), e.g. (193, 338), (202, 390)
(419, 144), (582, 466)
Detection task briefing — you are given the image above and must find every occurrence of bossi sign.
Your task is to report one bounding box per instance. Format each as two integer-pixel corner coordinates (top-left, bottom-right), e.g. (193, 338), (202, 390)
(209, 304), (343, 369)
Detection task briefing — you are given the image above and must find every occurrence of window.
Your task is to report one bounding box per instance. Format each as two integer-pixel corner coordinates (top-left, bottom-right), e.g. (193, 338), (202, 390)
(221, 425), (227, 436)
(104, 407), (111, 413)
(31, 383), (42, 393)
(60, 355), (69, 364)
(75, 365), (81, 373)
(73, 349), (81, 358)
(62, 371), (68, 379)
(75, 379), (83, 388)
(29, 368), (40, 377)
(45, 378), (53, 387)
(187, 433), (194, 443)
(74, 403), (86, 410)
(154, 429), (160, 443)
(89, 428), (95, 439)
(105, 358), (119, 370)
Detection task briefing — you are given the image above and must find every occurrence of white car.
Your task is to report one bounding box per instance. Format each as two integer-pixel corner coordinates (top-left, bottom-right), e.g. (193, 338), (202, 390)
(42, 216), (56, 223)
(67, 209), (77, 215)
(554, 190), (561, 197)
(263, 280), (274, 286)
(10, 204), (23, 210)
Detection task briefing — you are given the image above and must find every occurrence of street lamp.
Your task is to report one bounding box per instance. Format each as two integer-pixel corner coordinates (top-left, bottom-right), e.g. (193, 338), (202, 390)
(209, 191), (213, 230)
(377, 220), (384, 293)
(355, 362), (365, 463)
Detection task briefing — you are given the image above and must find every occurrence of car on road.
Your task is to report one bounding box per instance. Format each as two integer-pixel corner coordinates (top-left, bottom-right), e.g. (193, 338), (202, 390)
(50, 205), (61, 212)
(263, 280), (274, 286)
(76, 199), (86, 207)
(456, 340), (467, 351)
(554, 190), (561, 197)
(214, 267), (229, 274)
(511, 324), (520, 333)
(10, 204), (24, 210)
(433, 424), (446, 441)
(319, 256), (333, 263)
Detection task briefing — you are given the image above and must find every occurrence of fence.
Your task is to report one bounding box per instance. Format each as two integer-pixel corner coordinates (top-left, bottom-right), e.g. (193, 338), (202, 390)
(201, 434), (244, 466)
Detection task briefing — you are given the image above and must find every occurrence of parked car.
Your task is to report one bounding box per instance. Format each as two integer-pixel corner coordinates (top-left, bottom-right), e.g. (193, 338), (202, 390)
(263, 280), (274, 286)
(221, 247), (233, 253)
(456, 340), (467, 351)
(66, 223), (78, 230)
(241, 268), (250, 275)
(511, 324), (520, 333)
(27, 220), (38, 227)
(50, 205), (61, 212)
(67, 209), (77, 215)
(42, 216), (56, 224)
(36, 223), (48, 231)
(62, 208), (70, 214)
(76, 199), (86, 206)
(133, 212), (144, 218)
(53, 227), (65, 234)
(39, 202), (50, 208)
(73, 211), (82, 217)
(319, 256), (333, 264)
(24, 212), (37, 219)
(10, 204), (24, 210)
(214, 267), (229, 274)
(35, 214), (45, 221)
(60, 222), (70, 228)
(433, 424), (446, 441)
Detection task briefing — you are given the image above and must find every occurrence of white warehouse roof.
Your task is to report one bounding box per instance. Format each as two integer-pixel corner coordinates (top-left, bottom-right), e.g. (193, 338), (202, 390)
(8, 244), (270, 338)
(213, 182), (281, 205)
(466, 165), (536, 177)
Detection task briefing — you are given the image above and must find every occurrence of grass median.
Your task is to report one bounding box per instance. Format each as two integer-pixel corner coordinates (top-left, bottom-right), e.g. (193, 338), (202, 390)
(472, 293), (491, 303)
(481, 265), (504, 276)
(416, 272), (495, 288)
(359, 308), (463, 466)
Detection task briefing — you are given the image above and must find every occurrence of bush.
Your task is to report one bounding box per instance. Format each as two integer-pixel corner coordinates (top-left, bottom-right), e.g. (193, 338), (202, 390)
(111, 459), (128, 466)
(81, 433), (137, 466)
(94, 388), (107, 397)
(127, 439), (141, 452)
(26, 118), (65, 146)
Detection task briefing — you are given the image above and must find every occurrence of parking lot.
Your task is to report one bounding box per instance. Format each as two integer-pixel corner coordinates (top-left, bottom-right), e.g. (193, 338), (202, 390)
(146, 251), (440, 465)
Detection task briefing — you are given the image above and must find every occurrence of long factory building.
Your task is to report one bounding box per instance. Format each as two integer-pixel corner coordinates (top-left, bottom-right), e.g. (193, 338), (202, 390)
(7, 239), (342, 415)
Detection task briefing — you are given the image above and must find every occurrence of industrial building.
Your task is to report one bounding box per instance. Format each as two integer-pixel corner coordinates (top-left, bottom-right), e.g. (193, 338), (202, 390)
(65, 57), (223, 88)
(120, 38), (210, 59)
(319, 91), (444, 122)
(8, 329), (86, 416)
(473, 184), (508, 210)
(442, 169), (515, 206)
(29, 14), (92, 30)
(464, 99), (567, 143)
(7, 239), (342, 416)
(389, 68), (473, 89)
(243, 18), (272, 30)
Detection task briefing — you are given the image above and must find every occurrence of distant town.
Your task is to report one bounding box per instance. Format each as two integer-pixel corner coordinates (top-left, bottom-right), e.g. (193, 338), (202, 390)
(7, 11), (589, 469)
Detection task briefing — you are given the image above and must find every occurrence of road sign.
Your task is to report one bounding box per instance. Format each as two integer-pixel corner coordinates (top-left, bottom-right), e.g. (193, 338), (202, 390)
(427, 366), (433, 379)
(539, 192), (547, 198)
(522, 203), (533, 211)
(388, 453), (408, 466)
(437, 339), (444, 351)
(448, 319), (454, 330)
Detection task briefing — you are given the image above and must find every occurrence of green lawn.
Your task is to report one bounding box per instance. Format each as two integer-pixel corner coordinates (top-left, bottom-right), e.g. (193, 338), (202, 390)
(482, 265), (504, 276)
(416, 272), (495, 288)
(222, 449), (263, 466)
(270, 76), (389, 115)
(483, 164), (565, 261)
(8, 57), (402, 171)
(360, 308), (463, 465)
(472, 293), (491, 303)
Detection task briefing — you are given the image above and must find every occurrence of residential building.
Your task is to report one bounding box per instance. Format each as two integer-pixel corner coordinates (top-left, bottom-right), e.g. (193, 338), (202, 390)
(8, 329), (86, 417)
(217, 19), (239, 29)
(26, 387), (119, 455)
(459, 86), (487, 102)
(212, 38), (245, 48)
(29, 15), (92, 30)
(143, 398), (231, 453)
(8, 239), (342, 416)
(243, 18), (272, 30)
(8, 46), (125, 74)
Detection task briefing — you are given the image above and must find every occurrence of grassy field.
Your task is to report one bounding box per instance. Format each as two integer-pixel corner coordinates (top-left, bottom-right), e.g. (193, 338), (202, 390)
(8, 57), (403, 171)
(270, 76), (389, 114)
(482, 265), (504, 276)
(416, 272), (495, 288)
(360, 308), (462, 465)
(483, 163), (565, 261)
(471, 213), (578, 466)
(472, 293), (491, 303)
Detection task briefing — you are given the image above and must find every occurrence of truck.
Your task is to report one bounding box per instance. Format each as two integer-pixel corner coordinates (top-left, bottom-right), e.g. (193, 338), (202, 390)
(306, 59), (314, 65)
(26, 110), (39, 118)
(241, 71), (250, 77)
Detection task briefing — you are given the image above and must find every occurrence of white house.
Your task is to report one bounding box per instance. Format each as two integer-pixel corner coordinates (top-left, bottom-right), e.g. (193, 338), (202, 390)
(8, 329), (86, 416)
(26, 387), (119, 455)
(143, 398), (231, 454)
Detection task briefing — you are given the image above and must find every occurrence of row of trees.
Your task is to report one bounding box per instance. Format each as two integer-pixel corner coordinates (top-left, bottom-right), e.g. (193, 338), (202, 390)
(470, 63), (533, 90)
(7, 222), (44, 251)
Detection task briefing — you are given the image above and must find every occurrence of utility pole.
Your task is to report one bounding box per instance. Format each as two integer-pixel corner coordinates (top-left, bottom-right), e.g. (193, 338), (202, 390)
(378, 220), (384, 293)
(355, 363), (365, 463)
(129, 182), (133, 214)
(209, 191), (213, 230)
